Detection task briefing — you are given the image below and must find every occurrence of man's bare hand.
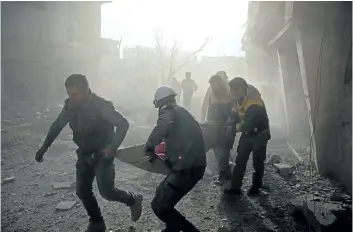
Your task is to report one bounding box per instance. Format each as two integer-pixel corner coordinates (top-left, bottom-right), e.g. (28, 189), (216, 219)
(35, 146), (48, 163)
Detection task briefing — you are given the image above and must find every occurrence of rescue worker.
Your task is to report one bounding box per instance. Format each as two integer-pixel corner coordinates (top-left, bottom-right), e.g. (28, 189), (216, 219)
(216, 70), (229, 81)
(35, 74), (143, 232)
(224, 77), (271, 196)
(201, 74), (234, 185)
(169, 77), (181, 103)
(145, 86), (206, 232)
(181, 72), (198, 111)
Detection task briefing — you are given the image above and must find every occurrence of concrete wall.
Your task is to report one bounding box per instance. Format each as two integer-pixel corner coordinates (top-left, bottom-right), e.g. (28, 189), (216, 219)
(244, 1), (352, 193)
(295, 2), (352, 193)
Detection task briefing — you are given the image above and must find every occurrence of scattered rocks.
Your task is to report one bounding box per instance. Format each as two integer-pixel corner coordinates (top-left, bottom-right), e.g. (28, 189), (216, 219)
(290, 193), (352, 231)
(273, 163), (294, 177)
(329, 192), (352, 204)
(266, 154), (282, 165)
(322, 202), (346, 218)
(2, 176), (16, 184)
(43, 192), (57, 197)
(55, 201), (76, 211)
(330, 192), (345, 202)
(52, 181), (76, 190)
(302, 199), (337, 231)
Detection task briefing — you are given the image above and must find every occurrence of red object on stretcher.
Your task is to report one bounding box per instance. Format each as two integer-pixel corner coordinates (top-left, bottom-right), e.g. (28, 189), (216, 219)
(155, 142), (168, 160)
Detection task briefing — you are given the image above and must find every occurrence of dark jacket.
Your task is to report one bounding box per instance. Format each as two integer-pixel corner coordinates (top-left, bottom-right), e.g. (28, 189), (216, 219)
(43, 93), (129, 154)
(231, 85), (271, 149)
(145, 103), (206, 171)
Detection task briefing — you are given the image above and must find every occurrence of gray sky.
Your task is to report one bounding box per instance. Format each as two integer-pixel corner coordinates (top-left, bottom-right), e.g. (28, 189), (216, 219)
(101, 0), (248, 57)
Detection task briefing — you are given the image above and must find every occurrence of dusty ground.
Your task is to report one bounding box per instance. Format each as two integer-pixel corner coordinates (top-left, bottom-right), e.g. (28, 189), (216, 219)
(1, 104), (349, 232)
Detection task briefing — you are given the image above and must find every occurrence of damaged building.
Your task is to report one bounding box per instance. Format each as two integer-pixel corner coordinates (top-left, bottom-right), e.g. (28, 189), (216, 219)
(1, 1), (103, 106)
(243, 1), (352, 193)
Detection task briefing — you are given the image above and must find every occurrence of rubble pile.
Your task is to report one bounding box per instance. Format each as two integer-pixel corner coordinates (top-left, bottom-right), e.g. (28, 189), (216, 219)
(265, 155), (352, 232)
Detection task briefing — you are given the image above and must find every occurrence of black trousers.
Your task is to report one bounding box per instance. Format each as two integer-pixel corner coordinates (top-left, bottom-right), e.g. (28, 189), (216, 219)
(230, 135), (267, 189)
(182, 94), (193, 111)
(151, 167), (205, 232)
(76, 154), (136, 222)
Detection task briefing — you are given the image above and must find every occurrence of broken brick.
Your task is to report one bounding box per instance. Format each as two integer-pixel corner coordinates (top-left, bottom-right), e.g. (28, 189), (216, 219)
(52, 181), (76, 190)
(302, 200), (337, 232)
(273, 163), (294, 177)
(2, 176), (16, 184)
(55, 201), (76, 211)
(266, 154), (282, 165)
(322, 202), (346, 218)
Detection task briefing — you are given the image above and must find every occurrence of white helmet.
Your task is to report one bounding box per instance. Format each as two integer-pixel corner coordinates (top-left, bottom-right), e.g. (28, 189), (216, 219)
(154, 86), (177, 102)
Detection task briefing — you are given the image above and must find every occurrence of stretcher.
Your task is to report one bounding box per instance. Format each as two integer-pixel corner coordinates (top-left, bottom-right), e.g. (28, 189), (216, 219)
(115, 123), (227, 175)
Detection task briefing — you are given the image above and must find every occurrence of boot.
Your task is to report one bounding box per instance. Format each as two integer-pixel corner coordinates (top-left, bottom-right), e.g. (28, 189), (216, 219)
(130, 193), (143, 222)
(248, 173), (261, 196)
(247, 185), (260, 196)
(223, 187), (242, 196)
(85, 220), (106, 232)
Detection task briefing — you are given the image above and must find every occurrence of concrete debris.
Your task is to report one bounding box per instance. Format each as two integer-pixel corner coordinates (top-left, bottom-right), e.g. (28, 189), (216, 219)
(2, 176), (16, 184)
(273, 163), (294, 177)
(322, 202), (346, 218)
(55, 201), (76, 211)
(52, 181), (76, 190)
(329, 192), (352, 204)
(302, 199), (337, 232)
(330, 192), (345, 202)
(266, 154), (282, 165)
(43, 192), (57, 197)
(290, 193), (352, 231)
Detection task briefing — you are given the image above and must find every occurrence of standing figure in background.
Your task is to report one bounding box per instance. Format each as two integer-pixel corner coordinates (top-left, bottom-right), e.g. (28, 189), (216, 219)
(170, 77), (181, 103)
(181, 72), (198, 111)
(145, 86), (206, 232)
(201, 74), (234, 185)
(35, 74), (143, 232)
(224, 77), (271, 196)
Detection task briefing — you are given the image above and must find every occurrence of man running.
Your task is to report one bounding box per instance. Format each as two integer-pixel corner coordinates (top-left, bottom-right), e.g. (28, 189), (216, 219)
(35, 74), (143, 232)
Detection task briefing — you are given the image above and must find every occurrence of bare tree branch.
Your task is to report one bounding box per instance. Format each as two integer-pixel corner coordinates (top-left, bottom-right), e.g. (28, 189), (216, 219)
(167, 40), (179, 84)
(154, 30), (209, 84)
(169, 38), (209, 78)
